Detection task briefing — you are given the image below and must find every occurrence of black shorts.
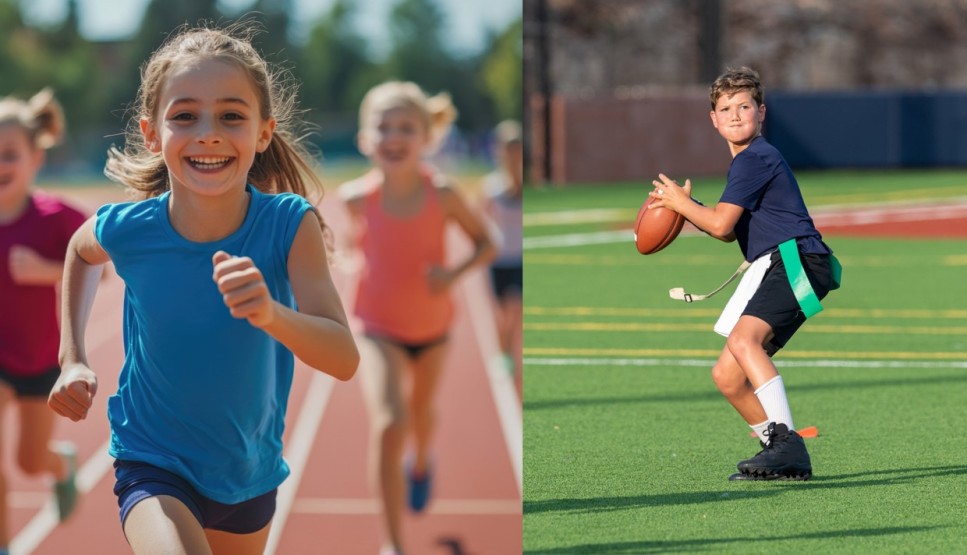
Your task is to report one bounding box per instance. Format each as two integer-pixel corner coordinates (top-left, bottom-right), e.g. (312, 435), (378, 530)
(743, 250), (835, 355)
(0, 366), (60, 398)
(489, 265), (522, 299)
(368, 333), (449, 360)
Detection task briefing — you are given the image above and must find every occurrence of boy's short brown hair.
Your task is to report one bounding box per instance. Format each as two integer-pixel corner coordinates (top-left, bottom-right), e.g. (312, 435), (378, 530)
(710, 66), (764, 108)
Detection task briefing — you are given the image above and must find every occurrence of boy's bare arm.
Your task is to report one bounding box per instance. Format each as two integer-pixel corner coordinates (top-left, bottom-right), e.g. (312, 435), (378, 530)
(649, 173), (742, 240)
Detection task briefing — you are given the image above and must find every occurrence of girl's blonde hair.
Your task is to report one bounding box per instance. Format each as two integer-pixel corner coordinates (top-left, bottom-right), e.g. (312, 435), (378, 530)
(358, 81), (457, 155)
(105, 21), (322, 206)
(0, 88), (66, 150)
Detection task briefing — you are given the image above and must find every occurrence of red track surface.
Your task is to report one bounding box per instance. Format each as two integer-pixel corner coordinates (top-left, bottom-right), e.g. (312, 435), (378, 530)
(6, 189), (522, 554)
(812, 202), (967, 238)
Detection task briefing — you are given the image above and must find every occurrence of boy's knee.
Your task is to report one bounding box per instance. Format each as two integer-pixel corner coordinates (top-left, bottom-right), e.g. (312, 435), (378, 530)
(726, 331), (760, 360)
(711, 363), (745, 396)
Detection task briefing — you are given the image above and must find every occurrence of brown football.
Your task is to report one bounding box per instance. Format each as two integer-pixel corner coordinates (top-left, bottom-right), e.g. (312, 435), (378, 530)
(633, 196), (685, 255)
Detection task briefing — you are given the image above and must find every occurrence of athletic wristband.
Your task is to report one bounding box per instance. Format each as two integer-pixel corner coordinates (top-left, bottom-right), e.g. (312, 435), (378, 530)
(778, 238), (842, 319)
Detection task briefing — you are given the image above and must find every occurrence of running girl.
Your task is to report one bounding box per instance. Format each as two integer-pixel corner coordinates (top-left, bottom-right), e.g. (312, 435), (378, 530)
(48, 23), (359, 554)
(0, 88), (83, 553)
(340, 81), (495, 555)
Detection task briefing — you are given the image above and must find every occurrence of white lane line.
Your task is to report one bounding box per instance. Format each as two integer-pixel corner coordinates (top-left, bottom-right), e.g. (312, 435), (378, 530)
(460, 267), (523, 496)
(264, 371), (335, 555)
(525, 357), (967, 369)
(291, 497), (521, 516)
(11, 440), (115, 555)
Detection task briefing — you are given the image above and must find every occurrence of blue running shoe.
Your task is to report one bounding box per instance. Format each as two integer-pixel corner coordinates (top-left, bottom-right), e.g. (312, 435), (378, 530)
(406, 459), (432, 513)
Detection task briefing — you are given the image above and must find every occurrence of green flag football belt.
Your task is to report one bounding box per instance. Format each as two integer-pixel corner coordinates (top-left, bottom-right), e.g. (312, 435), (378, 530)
(777, 238), (842, 318)
(669, 238), (842, 318)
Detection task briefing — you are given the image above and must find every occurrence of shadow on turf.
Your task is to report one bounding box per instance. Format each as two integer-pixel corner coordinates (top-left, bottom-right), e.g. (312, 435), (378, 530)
(524, 466), (967, 517)
(805, 464), (967, 487)
(523, 525), (943, 554)
(524, 372), (967, 411)
(524, 490), (783, 515)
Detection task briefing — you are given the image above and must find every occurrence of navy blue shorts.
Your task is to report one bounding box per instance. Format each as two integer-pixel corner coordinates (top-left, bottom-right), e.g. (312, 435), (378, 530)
(0, 366), (60, 398)
(743, 250), (835, 355)
(489, 264), (523, 299)
(114, 460), (276, 534)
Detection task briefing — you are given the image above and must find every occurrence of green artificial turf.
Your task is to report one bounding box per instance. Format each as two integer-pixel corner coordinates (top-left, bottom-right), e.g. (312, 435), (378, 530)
(523, 170), (967, 554)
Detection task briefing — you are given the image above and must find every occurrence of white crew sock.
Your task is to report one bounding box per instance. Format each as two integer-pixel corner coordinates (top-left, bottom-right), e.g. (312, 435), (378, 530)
(754, 375), (795, 431)
(750, 420), (771, 444)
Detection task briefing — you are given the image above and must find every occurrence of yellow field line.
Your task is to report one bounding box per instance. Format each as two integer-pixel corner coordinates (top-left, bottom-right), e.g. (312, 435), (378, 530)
(523, 253), (946, 267)
(525, 321), (967, 335)
(524, 347), (967, 360)
(525, 306), (967, 320)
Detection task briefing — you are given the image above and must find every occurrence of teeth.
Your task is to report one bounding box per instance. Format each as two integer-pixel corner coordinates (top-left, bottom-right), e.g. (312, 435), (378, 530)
(189, 156), (230, 169)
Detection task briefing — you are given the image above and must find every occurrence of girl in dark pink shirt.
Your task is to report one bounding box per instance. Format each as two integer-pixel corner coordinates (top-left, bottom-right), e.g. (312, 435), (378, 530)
(0, 89), (84, 547)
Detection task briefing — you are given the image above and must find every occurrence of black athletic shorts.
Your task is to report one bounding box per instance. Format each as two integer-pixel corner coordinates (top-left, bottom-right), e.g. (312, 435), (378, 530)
(742, 250), (835, 356)
(0, 366), (60, 398)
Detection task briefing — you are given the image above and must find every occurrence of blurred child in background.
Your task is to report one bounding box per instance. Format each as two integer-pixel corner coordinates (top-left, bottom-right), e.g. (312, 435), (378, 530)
(340, 81), (495, 555)
(48, 23), (359, 554)
(0, 88), (84, 553)
(482, 120), (523, 394)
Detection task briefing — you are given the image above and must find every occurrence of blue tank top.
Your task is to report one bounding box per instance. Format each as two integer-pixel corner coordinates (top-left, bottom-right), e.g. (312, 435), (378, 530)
(96, 185), (312, 504)
(719, 136), (831, 261)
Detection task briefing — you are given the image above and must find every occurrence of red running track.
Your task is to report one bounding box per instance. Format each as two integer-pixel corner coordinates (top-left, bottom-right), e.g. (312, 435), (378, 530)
(5, 188), (522, 554)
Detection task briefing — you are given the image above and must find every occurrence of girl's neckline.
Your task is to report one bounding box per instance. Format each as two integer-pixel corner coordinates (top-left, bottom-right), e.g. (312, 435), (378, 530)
(375, 171), (432, 220)
(158, 184), (259, 249)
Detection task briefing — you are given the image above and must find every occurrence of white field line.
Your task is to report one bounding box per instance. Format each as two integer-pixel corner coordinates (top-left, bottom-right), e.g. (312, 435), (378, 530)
(459, 267), (523, 497)
(523, 208), (628, 226)
(525, 357), (967, 369)
(264, 371), (335, 555)
(524, 230), (632, 250)
(524, 201), (967, 250)
(11, 440), (115, 555)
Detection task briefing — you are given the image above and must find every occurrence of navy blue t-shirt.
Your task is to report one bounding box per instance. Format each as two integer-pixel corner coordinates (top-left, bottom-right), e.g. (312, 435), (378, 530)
(719, 136), (831, 261)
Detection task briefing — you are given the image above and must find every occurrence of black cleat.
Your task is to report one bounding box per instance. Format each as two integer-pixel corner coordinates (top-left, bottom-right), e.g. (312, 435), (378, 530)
(734, 422), (812, 481)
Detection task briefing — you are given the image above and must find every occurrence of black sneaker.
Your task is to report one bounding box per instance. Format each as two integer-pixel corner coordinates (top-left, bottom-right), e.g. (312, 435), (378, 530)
(734, 422), (812, 480)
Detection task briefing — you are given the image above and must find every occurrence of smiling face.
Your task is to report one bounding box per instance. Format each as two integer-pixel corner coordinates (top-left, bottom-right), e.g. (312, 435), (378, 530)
(0, 123), (43, 214)
(710, 90), (766, 154)
(140, 57), (275, 199)
(359, 105), (430, 173)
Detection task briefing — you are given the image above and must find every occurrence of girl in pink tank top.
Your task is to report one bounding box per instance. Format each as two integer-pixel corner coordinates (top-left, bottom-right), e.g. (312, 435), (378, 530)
(340, 81), (495, 555)
(353, 167), (451, 343)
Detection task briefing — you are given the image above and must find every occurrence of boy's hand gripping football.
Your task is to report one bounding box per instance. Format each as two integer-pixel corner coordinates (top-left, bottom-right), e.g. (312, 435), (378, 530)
(649, 173), (692, 212)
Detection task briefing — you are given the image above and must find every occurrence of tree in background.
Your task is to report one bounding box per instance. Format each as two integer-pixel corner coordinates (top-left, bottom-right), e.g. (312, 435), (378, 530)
(2, 0), (522, 172)
(483, 17), (522, 122)
(382, 0), (495, 133)
(300, 0), (380, 114)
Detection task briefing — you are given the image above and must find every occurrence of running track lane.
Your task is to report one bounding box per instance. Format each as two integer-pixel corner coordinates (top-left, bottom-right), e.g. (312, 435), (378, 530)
(7, 189), (522, 554)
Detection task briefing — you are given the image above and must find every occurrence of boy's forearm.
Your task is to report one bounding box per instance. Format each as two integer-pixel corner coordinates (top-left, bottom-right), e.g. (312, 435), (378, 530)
(677, 202), (729, 238)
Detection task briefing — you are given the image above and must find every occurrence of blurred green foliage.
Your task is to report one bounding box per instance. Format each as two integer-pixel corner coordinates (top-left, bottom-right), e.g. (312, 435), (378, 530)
(0, 0), (522, 174)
